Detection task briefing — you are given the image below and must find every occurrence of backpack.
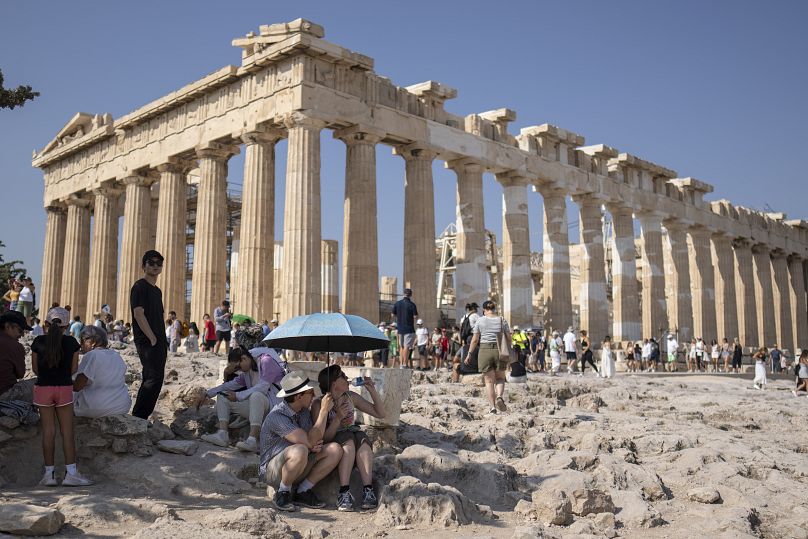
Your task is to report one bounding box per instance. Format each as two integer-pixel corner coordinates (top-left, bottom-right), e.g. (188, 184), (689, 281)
(179, 320), (190, 339)
(460, 314), (473, 344)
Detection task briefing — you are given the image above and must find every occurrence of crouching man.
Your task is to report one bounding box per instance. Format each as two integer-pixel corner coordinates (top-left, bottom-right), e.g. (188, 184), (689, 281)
(259, 371), (342, 512)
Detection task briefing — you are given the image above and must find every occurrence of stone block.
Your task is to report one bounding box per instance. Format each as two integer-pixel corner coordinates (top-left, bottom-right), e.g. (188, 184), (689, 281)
(687, 486), (721, 504)
(341, 367), (412, 427)
(531, 488), (572, 526)
(91, 414), (148, 436)
(0, 503), (65, 536)
(157, 440), (199, 456)
(0, 416), (20, 429)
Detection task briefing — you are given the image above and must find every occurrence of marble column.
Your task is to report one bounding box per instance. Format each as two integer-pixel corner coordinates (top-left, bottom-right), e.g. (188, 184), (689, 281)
(335, 127), (383, 322)
(752, 245), (777, 347)
(40, 205), (67, 312)
(771, 251), (794, 351)
(63, 196), (92, 320)
(574, 196), (608, 343)
(273, 242), (283, 319)
(381, 276), (398, 301)
(688, 227), (717, 341)
(711, 232), (739, 342)
(281, 113), (325, 320)
(86, 187), (120, 321)
(191, 145), (235, 324)
(116, 176), (153, 322)
(321, 240), (339, 313)
(148, 187), (159, 251)
(788, 256), (808, 352)
(397, 144), (438, 329)
(638, 211), (668, 339)
(235, 130), (283, 321)
(542, 188), (572, 332)
(500, 176), (532, 328)
(449, 158), (488, 321)
(663, 223), (694, 341)
(155, 162), (189, 320)
(608, 205), (641, 341)
(733, 238), (758, 348)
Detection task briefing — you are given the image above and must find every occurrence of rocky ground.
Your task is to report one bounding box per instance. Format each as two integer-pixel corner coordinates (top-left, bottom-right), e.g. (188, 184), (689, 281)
(1, 346), (807, 538)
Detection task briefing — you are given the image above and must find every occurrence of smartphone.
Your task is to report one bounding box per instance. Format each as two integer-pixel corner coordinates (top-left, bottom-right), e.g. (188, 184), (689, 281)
(352, 376), (365, 387)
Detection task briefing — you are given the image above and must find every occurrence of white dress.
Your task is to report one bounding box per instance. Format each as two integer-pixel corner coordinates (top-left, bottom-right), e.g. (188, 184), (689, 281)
(550, 338), (561, 371)
(753, 359), (767, 387)
(73, 348), (132, 417)
(600, 347), (615, 378)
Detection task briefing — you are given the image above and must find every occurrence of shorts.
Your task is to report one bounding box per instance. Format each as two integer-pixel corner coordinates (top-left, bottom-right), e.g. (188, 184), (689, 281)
(334, 428), (371, 449)
(33, 385), (73, 407)
(216, 330), (231, 343)
(264, 445), (317, 487)
(477, 343), (508, 373)
(400, 333), (415, 348)
(731, 356), (742, 368)
(205, 339), (217, 349)
(17, 301), (33, 318)
(417, 345), (427, 358)
(566, 351), (576, 360)
(667, 353), (676, 363)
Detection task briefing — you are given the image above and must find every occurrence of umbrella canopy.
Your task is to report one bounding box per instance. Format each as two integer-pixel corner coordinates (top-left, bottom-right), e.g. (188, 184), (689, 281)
(263, 312), (389, 353)
(232, 314), (255, 325)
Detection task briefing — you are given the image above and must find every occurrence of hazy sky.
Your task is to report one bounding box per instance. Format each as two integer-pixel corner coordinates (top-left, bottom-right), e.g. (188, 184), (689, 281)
(1, 0), (806, 293)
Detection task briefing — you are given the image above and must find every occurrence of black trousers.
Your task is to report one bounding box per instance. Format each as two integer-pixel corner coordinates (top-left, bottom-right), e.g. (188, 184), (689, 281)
(580, 350), (598, 373)
(132, 341), (168, 419)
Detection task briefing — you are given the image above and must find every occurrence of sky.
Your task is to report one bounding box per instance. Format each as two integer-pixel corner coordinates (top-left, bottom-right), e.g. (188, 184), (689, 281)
(1, 0), (806, 295)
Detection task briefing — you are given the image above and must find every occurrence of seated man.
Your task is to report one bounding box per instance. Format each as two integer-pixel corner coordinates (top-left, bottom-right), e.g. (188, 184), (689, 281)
(259, 371), (342, 512)
(0, 311), (34, 402)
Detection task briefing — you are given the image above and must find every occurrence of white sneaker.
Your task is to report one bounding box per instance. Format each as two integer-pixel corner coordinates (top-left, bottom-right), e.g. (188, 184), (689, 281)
(39, 470), (58, 487)
(62, 472), (94, 487)
(793, 390), (798, 397)
(235, 438), (258, 452)
(753, 383), (760, 390)
(201, 430), (230, 447)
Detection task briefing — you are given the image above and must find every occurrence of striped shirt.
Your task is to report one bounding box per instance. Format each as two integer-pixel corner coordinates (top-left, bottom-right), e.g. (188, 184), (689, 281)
(259, 401), (313, 478)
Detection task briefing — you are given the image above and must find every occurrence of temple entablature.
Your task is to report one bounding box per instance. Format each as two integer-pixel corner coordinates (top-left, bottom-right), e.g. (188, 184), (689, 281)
(668, 177), (714, 208)
(610, 153), (677, 194)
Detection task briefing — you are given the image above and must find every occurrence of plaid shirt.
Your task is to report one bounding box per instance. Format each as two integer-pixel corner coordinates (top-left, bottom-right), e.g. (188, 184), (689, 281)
(259, 400), (313, 478)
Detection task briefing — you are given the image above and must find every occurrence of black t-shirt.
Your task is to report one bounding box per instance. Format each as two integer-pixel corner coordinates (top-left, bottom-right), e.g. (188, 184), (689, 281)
(392, 298), (418, 335)
(32, 334), (80, 386)
(130, 278), (166, 347)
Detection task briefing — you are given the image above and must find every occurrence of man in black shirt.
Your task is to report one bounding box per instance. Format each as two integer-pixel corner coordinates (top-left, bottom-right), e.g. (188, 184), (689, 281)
(391, 288), (418, 368)
(131, 249), (167, 419)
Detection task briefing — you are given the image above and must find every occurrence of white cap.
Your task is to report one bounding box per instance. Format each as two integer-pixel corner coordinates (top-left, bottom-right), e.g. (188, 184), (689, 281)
(513, 325), (520, 330)
(416, 319), (423, 325)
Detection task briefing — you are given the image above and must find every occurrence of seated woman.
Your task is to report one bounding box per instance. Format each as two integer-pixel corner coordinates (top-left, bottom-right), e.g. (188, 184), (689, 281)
(73, 325), (131, 417)
(312, 365), (385, 512)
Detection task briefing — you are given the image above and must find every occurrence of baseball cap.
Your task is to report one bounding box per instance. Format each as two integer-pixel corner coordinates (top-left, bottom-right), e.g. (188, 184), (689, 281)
(46, 307), (71, 327)
(0, 310), (32, 331)
(416, 319), (423, 325)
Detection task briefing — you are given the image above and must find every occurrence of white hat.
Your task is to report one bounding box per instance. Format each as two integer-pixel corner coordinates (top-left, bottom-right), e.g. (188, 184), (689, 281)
(275, 371), (318, 398)
(46, 307), (71, 327)
(513, 325), (520, 330)
(417, 319), (423, 325)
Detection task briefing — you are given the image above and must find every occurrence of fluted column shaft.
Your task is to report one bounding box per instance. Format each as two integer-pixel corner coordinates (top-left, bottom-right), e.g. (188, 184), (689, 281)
(63, 198), (92, 319)
(336, 128), (382, 322)
(576, 197), (608, 344)
(321, 240), (339, 313)
(542, 189), (571, 332)
(40, 205), (67, 312)
(609, 205), (640, 341)
(117, 176), (153, 322)
(86, 188), (119, 321)
(664, 224), (694, 341)
(711, 233), (739, 342)
(789, 256), (808, 352)
(733, 239), (758, 347)
(753, 246), (777, 347)
(155, 163), (189, 319)
(771, 252), (794, 351)
(638, 212), (668, 339)
(450, 159), (488, 321)
(688, 228), (717, 341)
(281, 114), (324, 320)
(235, 131), (282, 321)
(501, 177), (532, 328)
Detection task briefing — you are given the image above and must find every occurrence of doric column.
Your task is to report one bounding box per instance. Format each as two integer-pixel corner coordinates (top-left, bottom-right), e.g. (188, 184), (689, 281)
(573, 195), (607, 344)
(148, 187), (159, 251)
(448, 158), (488, 320)
(711, 232), (739, 343)
(500, 175), (532, 328)
(663, 222), (694, 341)
(281, 113), (325, 320)
(752, 245), (777, 347)
(638, 211), (668, 339)
(608, 204), (641, 341)
(235, 129), (283, 321)
(335, 126), (383, 321)
(191, 144), (237, 324)
(733, 238), (758, 348)
(381, 276), (398, 301)
(86, 187), (120, 321)
(688, 227), (717, 341)
(116, 175), (153, 322)
(542, 188), (571, 332)
(396, 143), (438, 329)
(771, 250), (794, 351)
(155, 161), (190, 320)
(63, 196), (92, 319)
(789, 255), (808, 352)
(40, 204), (67, 312)
(321, 240), (339, 313)
(273, 242), (283, 319)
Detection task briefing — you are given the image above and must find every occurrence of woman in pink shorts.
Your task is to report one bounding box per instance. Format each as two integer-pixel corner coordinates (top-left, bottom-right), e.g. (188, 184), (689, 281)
(31, 307), (94, 487)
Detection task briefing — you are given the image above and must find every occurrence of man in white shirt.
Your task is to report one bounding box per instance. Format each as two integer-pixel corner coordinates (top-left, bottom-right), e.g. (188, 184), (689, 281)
(666, 334), (679, 372)
(415, 319), (430, 371)
(168, 311), (181, 353)
(563, 327), (578, 374)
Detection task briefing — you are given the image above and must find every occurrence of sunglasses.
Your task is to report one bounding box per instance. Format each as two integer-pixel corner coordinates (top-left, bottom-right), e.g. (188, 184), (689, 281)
(146, 259), (163, 267)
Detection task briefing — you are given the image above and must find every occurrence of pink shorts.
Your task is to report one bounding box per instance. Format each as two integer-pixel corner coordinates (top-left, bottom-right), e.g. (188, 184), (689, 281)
(33, 385), (73, 407)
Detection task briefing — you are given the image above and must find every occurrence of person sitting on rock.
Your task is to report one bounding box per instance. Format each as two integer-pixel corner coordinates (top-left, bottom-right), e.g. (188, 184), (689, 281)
(312, 365), (385, 512)
(0, 310), (34, 402)
(73, 325), (131, 418)
(200, 346), (272, 452)
(259, 371), (342, 512)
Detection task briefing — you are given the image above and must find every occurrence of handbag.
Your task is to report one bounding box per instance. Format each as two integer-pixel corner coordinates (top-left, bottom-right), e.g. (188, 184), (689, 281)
(497, 317), (516, 363)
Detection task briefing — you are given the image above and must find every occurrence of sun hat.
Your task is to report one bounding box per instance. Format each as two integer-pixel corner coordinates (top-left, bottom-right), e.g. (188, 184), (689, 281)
(45, 307), (71, 327)
(416, 319), (423, 325)
(275, 371), (319, 398)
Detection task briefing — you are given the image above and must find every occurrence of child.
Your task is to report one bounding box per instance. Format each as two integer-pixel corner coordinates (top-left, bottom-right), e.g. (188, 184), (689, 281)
(32, 307), (93, 486)
(753, 347), (768, 390)
(793, 349), (808, 397)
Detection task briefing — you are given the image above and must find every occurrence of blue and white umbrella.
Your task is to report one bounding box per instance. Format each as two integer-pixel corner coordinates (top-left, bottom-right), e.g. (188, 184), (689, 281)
(262, 312), (389, 353)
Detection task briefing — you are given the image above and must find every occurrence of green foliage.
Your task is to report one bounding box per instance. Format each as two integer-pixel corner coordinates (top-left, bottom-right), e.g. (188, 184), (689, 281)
(0, 69), (39, 110)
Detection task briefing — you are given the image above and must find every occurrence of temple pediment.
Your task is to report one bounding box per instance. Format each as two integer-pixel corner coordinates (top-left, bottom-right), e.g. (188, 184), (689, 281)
(35, 112), (113, 161)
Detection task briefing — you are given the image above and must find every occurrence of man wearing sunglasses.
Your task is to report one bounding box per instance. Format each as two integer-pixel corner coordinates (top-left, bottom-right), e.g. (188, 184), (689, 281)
(130, 250), (168, 419)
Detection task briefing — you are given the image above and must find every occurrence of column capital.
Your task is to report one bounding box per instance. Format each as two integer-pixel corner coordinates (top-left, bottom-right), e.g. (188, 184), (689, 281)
(732, 236), (754, 249)
(45, 203), (66, 213)
(156, 157), (195, 174)
(121, 174), (154, 188)
(445, 157), (483, 173)
(64, 194), (91, 208)
(92, 185), (123, 199)
(605, 202), (634, 217)
(496, 172), (531, 188)
(282, 111), (327, 131)
(242, 127), (286, 146)
(770, 248), (788, 259)
(687, 225), (713, 239)
(570, 192), (608, 206)
(635, 209), (667, 221)
(195, 141), (240, 161)
(752, 243), (771, 254)
(333, 124), (385, 145)
(392, 142), (439, 162)
(788, 253), (804, 263)
(662, 217), (693, 231)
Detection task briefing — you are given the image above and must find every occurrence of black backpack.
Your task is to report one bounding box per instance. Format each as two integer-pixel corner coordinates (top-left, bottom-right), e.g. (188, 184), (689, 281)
(460, 314), (473, 344)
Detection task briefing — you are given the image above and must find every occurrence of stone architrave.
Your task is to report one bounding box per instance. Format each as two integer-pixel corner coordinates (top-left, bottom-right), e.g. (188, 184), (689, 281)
(663, 222), (694, 342)
(770, 251), (794, 352)
(448, 158), (488, 321)
(752, 245), (777, 347)
(500, 175), (532, 329)
(788, 256), (808, 352)
(541, 188), (572, 332)
(574, 195), (608, 345)
(733, 238), (758, 348)
(191, 144), (237, 324)
(40, 205), (67, 312)
(235, 129), (283, 321)
(688, 227), (718, 341)
(281, 113), (326, 321)
(711, 232), (739, 343)
(86, 187), (120, 321)
(63, 196), (92, 320)
(335, 126), (383, 322)
(321, 240), (339, 313)
(155, 161), (190, 320)
(396, 143), (438, 329)
(116, 175), (153, 322)
(637, 211), (668, 339)
(608, 204), (641, 341)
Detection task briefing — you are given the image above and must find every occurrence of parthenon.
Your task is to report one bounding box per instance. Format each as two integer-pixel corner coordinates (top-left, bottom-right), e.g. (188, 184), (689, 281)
(33, 19), (808, 352)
